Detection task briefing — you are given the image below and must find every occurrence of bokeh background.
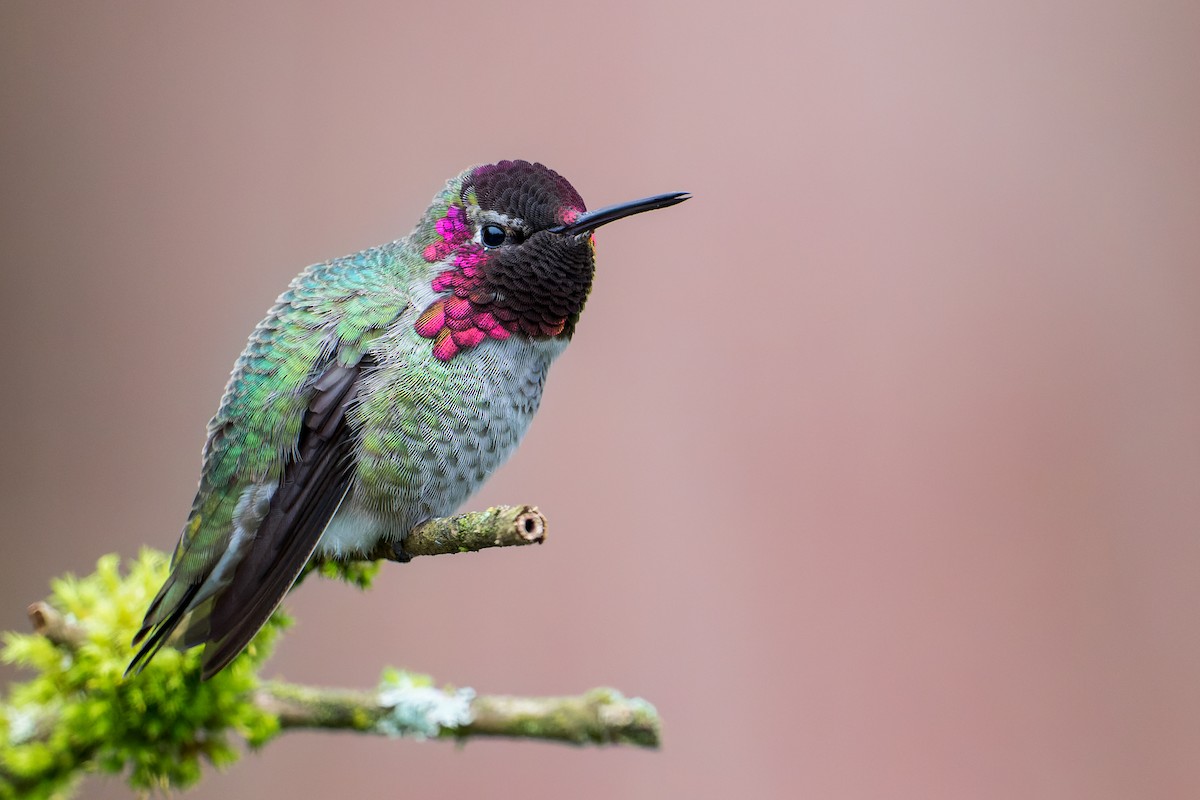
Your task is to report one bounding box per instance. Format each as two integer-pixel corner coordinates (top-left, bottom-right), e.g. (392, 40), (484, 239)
(2, 2), (1199, 798)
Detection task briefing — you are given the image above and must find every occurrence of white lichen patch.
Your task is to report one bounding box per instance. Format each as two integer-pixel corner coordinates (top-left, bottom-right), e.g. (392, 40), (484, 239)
(375, 670), (475, 739)
(5, 704), (39, 745)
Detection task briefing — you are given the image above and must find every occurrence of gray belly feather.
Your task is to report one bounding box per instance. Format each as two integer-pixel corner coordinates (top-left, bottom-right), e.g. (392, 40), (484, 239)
(316, 333), (566, 557)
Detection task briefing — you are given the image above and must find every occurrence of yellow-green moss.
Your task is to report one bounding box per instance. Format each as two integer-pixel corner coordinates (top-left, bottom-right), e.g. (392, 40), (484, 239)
(0, 552), (288, 798)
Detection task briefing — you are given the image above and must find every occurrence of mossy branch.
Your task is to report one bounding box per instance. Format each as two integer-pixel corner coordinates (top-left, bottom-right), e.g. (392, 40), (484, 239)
(0, 506), (660, 800)
(257, 680), (659, 747)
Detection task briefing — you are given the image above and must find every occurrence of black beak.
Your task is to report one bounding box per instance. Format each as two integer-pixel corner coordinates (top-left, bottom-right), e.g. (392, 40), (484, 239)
(548, 191), (691, 235)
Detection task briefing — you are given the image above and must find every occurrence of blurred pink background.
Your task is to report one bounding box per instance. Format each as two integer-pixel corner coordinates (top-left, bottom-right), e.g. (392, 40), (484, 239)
(3, 2), (1199, 798)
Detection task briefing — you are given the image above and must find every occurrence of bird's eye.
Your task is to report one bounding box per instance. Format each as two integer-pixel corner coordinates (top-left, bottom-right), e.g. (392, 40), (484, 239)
(481, 224), (507, 248)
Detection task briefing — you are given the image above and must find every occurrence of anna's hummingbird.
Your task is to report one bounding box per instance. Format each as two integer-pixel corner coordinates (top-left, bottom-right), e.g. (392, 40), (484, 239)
(128, 160), (688, 679)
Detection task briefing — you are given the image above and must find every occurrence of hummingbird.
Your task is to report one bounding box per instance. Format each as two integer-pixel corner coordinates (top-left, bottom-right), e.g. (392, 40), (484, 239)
(128, 160), (689, 679)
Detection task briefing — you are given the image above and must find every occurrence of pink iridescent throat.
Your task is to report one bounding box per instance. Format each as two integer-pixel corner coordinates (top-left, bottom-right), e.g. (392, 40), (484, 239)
(415, 204), (566, 361)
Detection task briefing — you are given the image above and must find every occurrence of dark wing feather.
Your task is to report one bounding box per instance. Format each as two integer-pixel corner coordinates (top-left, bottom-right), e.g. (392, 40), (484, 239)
(197, 359), (365, 679)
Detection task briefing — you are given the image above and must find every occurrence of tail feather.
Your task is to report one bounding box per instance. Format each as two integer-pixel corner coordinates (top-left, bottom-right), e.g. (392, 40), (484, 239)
(125, 580), (201, 676)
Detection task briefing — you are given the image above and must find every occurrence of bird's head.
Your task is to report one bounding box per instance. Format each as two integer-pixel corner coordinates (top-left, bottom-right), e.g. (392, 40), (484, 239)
(413, 160), (688, 361)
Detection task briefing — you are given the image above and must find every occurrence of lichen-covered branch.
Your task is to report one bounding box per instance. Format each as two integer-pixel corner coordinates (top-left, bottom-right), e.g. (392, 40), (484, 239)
(401, 504), (547, 557)
(354, 504), (546, 562)
(257, 678), (660, 748)
(304, 505), (547, 586)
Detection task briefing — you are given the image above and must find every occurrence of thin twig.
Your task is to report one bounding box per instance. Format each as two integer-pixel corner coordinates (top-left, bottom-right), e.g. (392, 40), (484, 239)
(26, 601), (85, 648)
